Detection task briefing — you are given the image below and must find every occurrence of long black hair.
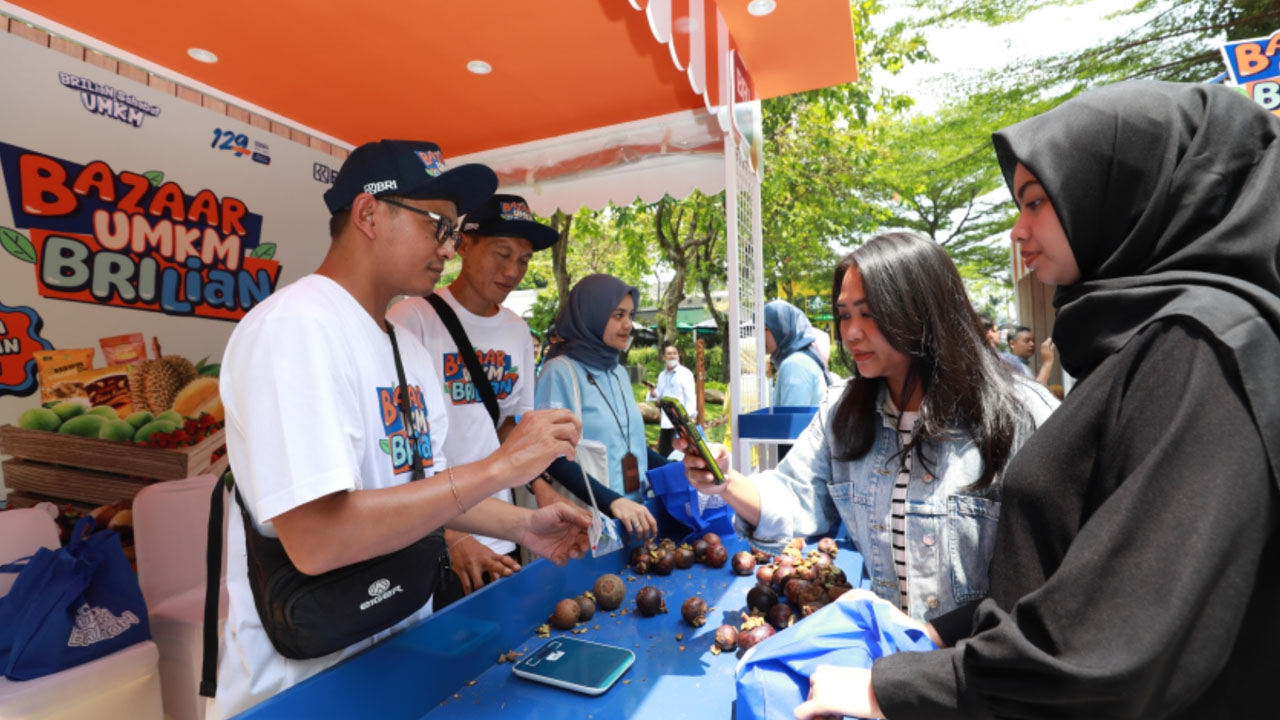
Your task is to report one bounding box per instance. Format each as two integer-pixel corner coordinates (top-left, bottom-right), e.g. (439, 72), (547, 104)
(830, 232), (1026, 491)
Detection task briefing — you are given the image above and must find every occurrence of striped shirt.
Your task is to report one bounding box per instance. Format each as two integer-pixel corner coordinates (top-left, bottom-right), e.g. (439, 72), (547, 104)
(891, 411), (918, 611)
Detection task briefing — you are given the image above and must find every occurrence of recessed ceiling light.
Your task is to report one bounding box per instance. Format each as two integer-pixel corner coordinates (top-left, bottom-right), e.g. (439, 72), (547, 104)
(747, 0), (776, 17)
(187, 47), (218, 63)
(467, 60), (492, 75)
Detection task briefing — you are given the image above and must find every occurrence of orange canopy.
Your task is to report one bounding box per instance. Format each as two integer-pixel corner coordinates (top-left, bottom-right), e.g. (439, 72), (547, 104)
(5, 0), (857, 155)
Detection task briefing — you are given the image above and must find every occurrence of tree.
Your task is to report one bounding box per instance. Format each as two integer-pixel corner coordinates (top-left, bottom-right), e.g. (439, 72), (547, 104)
(652, 192), (723, 345)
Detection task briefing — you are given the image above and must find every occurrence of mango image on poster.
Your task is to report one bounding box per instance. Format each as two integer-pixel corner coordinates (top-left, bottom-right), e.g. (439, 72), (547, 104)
(88, 405), (118, 419)
(133, 419), (178, 444)
(98, 419), (136, 442)
(58, 414), (107, 437)
(125, 411), (154, 429)
(18, 406), (61, 431)
(51, 401), (86, 421)
(156, 410), (183, 426)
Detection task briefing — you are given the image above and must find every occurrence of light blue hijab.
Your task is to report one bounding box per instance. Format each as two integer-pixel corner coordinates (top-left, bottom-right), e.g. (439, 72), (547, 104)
(764, 300), (826, 372)
(545, 274), (640, 372)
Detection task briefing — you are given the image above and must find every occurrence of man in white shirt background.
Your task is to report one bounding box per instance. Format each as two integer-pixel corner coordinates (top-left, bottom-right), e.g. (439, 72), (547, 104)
(645, 344), (696, 457)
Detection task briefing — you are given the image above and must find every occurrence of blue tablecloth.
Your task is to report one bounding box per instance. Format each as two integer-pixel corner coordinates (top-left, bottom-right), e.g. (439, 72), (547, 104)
(234, 522), (867, 720)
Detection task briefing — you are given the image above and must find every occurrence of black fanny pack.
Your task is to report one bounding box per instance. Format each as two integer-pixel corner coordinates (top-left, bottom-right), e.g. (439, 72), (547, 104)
(200, 326), (447, 696)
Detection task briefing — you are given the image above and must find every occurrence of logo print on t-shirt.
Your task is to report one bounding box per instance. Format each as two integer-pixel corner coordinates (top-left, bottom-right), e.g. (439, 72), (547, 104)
(441, 348), (519, 405)
(376, 382), (433, 475)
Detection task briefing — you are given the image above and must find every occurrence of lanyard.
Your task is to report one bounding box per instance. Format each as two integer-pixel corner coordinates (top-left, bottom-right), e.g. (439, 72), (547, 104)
(586, 370), (631, 446)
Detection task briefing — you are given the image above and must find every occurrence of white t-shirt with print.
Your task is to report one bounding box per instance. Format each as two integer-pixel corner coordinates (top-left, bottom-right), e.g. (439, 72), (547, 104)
(209, 274), (449, 720)
(386, 287), (536, 555)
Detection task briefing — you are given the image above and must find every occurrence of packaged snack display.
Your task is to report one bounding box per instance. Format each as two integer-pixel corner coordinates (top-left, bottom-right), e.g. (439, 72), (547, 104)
(99, 333), (148, 366)
(74, 364), (134, 418)
(33, 348), (96, 403)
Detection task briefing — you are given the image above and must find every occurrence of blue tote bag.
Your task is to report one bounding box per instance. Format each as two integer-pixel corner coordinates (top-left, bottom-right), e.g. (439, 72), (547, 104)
(645, 461), (735, 543)
(0, 516), (150, 680)
(735, 592), (936, 720)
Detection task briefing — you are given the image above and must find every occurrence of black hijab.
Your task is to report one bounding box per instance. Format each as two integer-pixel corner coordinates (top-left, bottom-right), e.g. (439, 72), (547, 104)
(993, 80), (1280, 487)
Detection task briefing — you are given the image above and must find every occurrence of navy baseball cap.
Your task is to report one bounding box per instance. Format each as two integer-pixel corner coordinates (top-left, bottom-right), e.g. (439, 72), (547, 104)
(323, 140), (497, 215)
(461, 194), (559, 251)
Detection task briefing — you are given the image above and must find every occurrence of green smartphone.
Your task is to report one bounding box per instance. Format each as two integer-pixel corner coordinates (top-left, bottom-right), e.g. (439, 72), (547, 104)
(511, 637), (635, 695)
(657, 397), (726, 485)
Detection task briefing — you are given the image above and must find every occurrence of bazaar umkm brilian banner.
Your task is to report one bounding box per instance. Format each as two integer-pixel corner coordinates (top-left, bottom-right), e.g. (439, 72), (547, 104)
(0, 28), (338, 471)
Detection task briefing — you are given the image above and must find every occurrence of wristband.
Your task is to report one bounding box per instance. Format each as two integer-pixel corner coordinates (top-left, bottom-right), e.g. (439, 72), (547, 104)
(447, 466), (466, 514)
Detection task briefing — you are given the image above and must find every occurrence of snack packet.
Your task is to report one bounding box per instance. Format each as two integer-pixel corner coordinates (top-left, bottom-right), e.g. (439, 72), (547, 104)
(99, 333), (147, 366)
(34, 348), (95, 403)
(74, 364), (133, 417)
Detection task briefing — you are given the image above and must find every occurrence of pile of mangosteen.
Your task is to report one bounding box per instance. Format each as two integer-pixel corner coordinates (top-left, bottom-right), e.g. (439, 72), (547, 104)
(629, 532), (729, 575)
(711, 537), (850, 654)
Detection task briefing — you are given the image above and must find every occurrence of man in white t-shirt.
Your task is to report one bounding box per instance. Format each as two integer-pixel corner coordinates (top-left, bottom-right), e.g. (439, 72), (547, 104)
(210, 142), (589, 720)
(645, 344), (696, 457)
(389, 194), (654, 597)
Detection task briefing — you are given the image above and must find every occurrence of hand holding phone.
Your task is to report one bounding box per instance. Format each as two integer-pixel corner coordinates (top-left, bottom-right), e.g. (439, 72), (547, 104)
(657, 398), (725, 485)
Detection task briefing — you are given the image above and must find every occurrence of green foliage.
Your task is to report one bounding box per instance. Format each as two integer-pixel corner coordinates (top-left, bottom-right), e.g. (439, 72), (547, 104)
(627, 343), (725, 385)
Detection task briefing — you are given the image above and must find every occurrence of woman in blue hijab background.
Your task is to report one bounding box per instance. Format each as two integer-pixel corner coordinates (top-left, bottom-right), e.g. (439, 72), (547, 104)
(537, 274), (650, 499)
(764, 300), (829, 407)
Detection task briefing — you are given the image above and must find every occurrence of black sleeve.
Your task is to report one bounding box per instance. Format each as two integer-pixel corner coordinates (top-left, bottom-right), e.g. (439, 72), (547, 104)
(928, 601), (979, 649)
(873, 323), (1277, 718)
(544, 457), (624, 516)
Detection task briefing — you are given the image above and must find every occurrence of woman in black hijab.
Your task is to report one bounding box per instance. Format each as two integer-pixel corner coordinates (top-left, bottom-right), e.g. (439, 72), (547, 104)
(796, 80), (1280, 719)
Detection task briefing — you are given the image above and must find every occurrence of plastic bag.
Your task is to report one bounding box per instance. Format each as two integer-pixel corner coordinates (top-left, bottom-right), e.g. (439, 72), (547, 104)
(734, 592), (936, 720)
(644, 461), (735, 543)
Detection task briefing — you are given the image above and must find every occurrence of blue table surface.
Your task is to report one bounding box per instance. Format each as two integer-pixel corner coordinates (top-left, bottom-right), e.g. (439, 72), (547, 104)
(235, 532), (867, 720)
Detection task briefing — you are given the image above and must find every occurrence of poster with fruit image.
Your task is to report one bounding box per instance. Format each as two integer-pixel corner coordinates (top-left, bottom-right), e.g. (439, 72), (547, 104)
(0, 29), (341, 503)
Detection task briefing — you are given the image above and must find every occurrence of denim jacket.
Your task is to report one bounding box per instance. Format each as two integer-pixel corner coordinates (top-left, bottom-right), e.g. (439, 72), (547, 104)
(736, 376), (1059, 622)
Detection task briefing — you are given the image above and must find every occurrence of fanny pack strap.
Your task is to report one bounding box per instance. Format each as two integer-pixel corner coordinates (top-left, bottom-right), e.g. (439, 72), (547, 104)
(200, 324), (431, 697)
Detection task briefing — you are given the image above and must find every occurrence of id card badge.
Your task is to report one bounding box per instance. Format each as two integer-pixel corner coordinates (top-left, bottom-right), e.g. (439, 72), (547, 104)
(621, 452), (640, 493)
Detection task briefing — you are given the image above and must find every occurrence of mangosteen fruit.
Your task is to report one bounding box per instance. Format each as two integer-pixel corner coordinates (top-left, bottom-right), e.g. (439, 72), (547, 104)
(674, 545), (696, 569)
(551, 598), (580, 629)
(574, 595), (596, 622)
(793, 564), (816, 582)
(660, 537), (677, 551)
(653, 551), (676, 576)
(737, 624), (776, 651)
(746, 583), (779, 614)
(714, 624), (739, 651)
(775, 554), (795, 568)
(784, 578), (825, 605)
(731, 551), (756, 575)
(704, 543), (728, 568)
(751, 548), (773, 565)
(827, 583), (854, 603)
(766, 602), (794, 630)
(702, 532), (722, 547)
(635, 586), (667, 616)
(593, 573), (627, 610)
(692, 538), (710, 562)
(634, 557), (651, 574)
(817, 537), (838, 557)
(771, 565), (795, 591)
(756, 564), (775, 586)
(681, 596), (708, 627)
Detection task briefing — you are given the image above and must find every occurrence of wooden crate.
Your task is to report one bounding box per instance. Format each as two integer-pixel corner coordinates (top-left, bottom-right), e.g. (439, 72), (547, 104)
(0, 424), (227, 507)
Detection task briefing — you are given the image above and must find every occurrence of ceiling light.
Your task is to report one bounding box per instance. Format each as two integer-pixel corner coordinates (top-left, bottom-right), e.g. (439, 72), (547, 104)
(187, 47), (218, 63)
(467, 60), (492, 75)
(747, 0), (776, 17)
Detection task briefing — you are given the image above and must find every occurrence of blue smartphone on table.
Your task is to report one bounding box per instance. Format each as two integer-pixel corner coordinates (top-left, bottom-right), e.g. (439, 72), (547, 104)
(511, 637), (635, 695)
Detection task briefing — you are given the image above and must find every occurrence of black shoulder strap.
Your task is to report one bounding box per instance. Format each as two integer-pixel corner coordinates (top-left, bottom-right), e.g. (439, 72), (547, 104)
(200, 473), (227, 698)
(425, 294), (500, 428)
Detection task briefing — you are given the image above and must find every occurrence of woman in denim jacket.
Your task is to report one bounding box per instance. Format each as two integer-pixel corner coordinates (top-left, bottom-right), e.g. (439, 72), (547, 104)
(681, 232), (1058, 622)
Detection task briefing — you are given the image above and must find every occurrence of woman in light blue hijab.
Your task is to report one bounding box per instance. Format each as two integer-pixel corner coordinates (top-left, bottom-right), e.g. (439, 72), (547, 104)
(537, 274), (649, 498)
(764, 300), (828, 406)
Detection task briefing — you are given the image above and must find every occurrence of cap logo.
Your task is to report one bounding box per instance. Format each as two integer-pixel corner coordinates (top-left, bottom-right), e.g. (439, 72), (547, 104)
(415, 149), (445, 177)
(499, 200), (535, 222)
(364, 180), (397, 194)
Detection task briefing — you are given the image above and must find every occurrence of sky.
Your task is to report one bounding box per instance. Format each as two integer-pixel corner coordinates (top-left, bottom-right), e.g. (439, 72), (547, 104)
(877, 0), (1158, 113)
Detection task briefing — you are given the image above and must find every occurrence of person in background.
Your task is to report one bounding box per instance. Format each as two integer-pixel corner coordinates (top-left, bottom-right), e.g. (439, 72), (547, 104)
(531, 331), (543, 376)
(537, 275), (650, 500)
(764, 300), (828, 407)
(980, 315), (1028, 377)
(681, 232), (1058, 622)
(797, 80), (1280, 720)
(645, 343), (696, 457)
(389, 195), (655, 597)
(212, 141), (588, 719)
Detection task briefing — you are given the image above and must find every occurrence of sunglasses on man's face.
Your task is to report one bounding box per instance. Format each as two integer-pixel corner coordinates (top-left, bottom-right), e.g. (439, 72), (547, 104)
(378, 198), (460, 250)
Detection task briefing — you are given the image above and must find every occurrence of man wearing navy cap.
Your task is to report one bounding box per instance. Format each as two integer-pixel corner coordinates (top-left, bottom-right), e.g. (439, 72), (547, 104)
(389, 194), (656, 600)
(213, 145), (590, 719)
